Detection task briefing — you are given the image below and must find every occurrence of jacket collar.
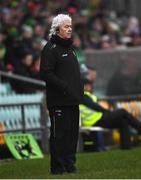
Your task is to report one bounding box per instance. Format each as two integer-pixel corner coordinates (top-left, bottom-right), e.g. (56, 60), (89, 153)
(50, 35), (73, 47)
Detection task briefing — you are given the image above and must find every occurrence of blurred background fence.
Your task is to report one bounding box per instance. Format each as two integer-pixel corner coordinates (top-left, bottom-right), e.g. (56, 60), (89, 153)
(86, 47), (141, 97)
(0, 72), (49, 155)
(104, 0), (141, 18)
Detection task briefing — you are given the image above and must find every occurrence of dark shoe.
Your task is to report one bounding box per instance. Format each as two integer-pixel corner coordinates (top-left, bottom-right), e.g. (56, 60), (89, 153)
(51, 168), (66, 175)
(51, 171), (65, 175)
(66, 166), (77, 173)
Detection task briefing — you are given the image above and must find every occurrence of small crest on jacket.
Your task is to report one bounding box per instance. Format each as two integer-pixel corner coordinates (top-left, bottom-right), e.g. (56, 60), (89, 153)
(62, 53), (68, 57)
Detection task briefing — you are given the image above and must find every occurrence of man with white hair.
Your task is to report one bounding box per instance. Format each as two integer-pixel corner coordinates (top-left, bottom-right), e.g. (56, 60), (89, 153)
(40, 14), (83, 174)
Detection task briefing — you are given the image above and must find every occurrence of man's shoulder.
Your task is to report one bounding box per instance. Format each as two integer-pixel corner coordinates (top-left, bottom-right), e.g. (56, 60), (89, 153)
(43, 41), (57, 51)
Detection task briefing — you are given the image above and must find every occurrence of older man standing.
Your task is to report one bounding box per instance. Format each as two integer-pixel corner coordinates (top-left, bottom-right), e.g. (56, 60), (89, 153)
(40, 14), (83, 174)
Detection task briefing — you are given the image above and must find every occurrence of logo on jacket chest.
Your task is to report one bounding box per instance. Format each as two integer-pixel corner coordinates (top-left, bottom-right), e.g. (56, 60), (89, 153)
(60, 51), (74, 60)
(62, 53), (68, 57)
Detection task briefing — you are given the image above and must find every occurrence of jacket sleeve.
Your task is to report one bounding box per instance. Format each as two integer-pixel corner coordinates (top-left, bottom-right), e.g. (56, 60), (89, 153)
(82, 94), (109, 113)
(40, 45), (69, 93)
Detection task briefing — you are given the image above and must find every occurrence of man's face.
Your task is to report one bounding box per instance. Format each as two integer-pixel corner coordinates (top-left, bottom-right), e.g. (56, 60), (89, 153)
(57, 19), (72, 39)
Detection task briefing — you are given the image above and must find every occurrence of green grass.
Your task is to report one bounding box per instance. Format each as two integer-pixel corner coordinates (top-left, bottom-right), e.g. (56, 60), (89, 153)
(1, 147), (141, 179)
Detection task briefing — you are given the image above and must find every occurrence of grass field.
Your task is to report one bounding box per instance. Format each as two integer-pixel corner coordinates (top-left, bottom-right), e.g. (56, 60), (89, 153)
(0, 147), (141, 179)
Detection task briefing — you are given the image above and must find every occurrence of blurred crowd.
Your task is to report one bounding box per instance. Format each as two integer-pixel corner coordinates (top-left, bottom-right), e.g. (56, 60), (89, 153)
(1, 0), (141, 80)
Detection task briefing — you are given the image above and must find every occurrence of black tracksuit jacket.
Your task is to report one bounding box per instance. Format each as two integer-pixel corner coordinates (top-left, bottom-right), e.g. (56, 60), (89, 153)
(40, 35), (84, 108)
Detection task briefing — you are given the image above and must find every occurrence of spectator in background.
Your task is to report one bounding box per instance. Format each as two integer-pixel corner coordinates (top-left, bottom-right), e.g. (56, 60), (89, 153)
(11, 51), (36, 93)
(0, 30), (7, 71)
(86, 66), (97, 90)
(124, 17), (141, 37)
(80, 78), (141, 150)
(31, 54), (41, 80)
(33, 23), (46, 39)
(19, 25), (33, 50)
(31, 37), (44, 54)
(73, 34), (88, 76)
(14, 51), (33, 76)
(40, 14), (83, 174)
(86, 66), (97, 82)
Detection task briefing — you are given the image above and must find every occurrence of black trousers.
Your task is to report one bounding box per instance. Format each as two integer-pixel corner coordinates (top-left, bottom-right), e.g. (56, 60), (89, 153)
(48, 105), (79, 173)
(95, 109), (141, 149)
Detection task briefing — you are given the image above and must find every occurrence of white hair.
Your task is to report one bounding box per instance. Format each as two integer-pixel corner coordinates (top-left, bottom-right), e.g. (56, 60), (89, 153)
(49, 14), (72, 39)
